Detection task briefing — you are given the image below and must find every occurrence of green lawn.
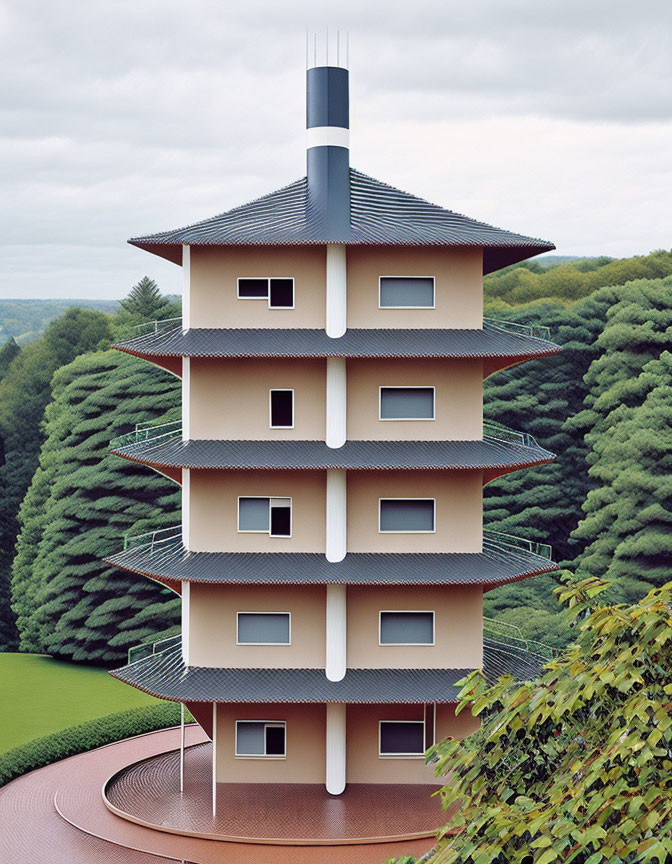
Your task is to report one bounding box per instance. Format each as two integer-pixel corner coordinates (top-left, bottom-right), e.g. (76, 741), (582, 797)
(0, 653), (159, 753)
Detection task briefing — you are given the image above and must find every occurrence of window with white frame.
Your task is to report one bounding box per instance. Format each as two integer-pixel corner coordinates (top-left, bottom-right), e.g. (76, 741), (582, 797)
(379, 276), (435, 309)
(237, 278), (294, 309)
(238, 497), (292, 537)
(379, 386), (435, 420)
(379, 611), (435, 645)
(237, 612), (291, 645)
(235, 721), (286, 757)
(269, 389), (294, 428)
(379, 720), (425, 757)
(379, 498), (435, 533)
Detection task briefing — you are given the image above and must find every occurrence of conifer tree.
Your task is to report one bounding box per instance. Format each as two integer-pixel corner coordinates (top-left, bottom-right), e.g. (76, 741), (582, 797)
(11, 349), (181, 662)
(119, 276), (170, 319)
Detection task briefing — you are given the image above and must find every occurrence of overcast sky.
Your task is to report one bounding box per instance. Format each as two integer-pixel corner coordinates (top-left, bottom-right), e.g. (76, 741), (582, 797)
(2, 0), (671, 300)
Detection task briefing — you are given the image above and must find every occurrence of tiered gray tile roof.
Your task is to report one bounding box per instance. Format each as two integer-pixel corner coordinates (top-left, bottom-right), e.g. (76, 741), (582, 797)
(110, 640), (546, 704)
(114, 325), (561, 364)
(104, 545), (557, 590)
(111, 438), (555, 473)
(129, 169), (554, 274)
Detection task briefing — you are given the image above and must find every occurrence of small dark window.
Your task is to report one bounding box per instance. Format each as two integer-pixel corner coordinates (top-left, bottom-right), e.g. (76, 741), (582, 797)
(238, 613), (290, 644)
(380, 387), (435, 420)
(269, 278), (294, 308)
(379, 499), (435, 532)
(238, 497), (291, 536)
(380, 611), (434, 644)
(379, 277), (434, 308)
(236, 721), (286, 757)
(270, 502), (291, 537)
(265, 725), (286, 755)
(238, 278), (269, 299)
(380, 721), (425, 756)
(270, 390), (294, 428)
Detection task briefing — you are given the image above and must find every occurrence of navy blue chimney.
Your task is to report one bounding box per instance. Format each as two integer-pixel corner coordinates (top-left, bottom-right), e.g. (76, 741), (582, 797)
(306, 65), (351, 240)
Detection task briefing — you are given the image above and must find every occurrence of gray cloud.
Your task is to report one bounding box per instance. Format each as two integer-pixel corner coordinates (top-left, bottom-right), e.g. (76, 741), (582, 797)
(1, 0), (670, 298)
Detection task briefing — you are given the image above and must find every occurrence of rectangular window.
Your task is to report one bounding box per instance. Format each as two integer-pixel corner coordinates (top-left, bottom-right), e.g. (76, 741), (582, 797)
(379, 721), (425, 757)
(379, 387), (435, 420)
(379, 499), (435, 533)
(380, 611), (435, 645)
(237, 612), (291, 645)
(270, 390), (294, 428)
(235, 721), (286, 757)
(237, 278), (294, 309)
(379, 276), (435, 309)
(238, 497), (292, 537)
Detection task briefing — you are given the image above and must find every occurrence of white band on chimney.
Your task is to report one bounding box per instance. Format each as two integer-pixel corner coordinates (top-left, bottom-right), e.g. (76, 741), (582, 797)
(307, 126), (350, 150)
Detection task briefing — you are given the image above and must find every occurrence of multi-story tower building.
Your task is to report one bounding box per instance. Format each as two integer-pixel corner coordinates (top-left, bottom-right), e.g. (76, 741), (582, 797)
(108, 55), (560, 826)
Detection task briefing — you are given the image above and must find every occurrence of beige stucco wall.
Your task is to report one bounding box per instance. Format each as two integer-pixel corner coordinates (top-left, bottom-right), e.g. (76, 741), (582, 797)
(188, 358), (326, 440)
(188, 469), (326, 552)
(347, 358), (483, 441)
(347, 247), (483, 330)
(347, 470), (482, 553)
(189, 246), (326, 329)
(347, 586), (483, 669)
(346, 703), (479, 784)
(188, 583), (325, 668)
(215, 703), (326, 783)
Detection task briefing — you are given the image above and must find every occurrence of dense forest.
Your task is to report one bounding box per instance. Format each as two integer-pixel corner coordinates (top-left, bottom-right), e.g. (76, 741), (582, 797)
(1, 255), (671, 661)
(0, 299), (120, 345)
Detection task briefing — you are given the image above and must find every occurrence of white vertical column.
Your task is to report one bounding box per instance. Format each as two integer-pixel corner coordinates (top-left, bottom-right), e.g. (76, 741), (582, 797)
(182, 468), (190, 546)
(326, 243), (347, 338)
(325, 702), (346, 795)
(212, 702), (217, 817)
(325, 358), (346, 448)
(326, 469), (347, 562)
(179, 702), (185, 793)
(181, 580), (190, 665)
(326, 584), (347, 681)
(182, 243), (191, 330)
(181, 358), (190, 441)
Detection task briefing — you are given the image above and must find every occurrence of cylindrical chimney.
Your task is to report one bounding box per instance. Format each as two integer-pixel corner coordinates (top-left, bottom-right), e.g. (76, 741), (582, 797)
(306, 65), (351, 240)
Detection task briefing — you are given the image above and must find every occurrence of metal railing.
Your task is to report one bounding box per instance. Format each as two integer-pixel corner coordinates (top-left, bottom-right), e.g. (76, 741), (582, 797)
(484, 316), (552, 341)
(132, 316), (183, 335)
(483, 420), (539, 448)
(122, 525), (182, 552)
(110, 419), (182, 450)
(484, 616), (557, 661)
(483, 529), (553, 560)
(127, 633), (181, 665)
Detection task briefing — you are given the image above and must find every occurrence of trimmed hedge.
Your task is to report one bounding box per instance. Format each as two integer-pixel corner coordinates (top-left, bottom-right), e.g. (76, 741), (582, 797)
(0, 702), (186, 787)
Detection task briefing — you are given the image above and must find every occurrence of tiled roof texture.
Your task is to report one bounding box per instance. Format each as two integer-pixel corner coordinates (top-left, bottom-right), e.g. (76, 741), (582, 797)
(110, 640), (545, 704)
(129, 169), (554, 275)
(111, 437), (555, 473)
(113, 325), (561, 363)
(104, 544), (557, 590)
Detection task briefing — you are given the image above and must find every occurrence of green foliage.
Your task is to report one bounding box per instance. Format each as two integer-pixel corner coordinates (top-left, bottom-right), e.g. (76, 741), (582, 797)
(425, 577), (672, 864)
(0, 308), (113, 650)
(0, 298), (118, 346)
(10, 349), (180, 662)
(0, 703), (183, 787)
(0, 337), (20, 381)
(115, 276), (180, 337)
(570, 279), (672, 601)
(484, 248), (672, 307)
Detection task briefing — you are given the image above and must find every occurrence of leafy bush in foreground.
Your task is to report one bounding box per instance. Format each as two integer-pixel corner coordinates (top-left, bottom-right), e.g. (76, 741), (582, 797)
(389, 577), (672, 864)
(0, 702), (183, 787)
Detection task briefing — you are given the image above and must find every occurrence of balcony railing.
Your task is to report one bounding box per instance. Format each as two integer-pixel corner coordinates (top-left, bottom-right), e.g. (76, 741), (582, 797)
(483, 317), (552, 341)
(132, 316), (183, 336)
(122, 525), (182, 552)
(483, 529), (553, 561)
(127, 633), (181, 665)
(483, 617), (556, 661)
(483, 420), (540, 449)
(110, 419), (181, 450)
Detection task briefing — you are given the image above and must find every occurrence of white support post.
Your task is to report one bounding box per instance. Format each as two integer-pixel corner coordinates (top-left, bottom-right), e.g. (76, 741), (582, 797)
(326, 469), (347, 562)
(181, 357), (190, 441)
(180, 702), (185, 793)
(181, 581), (190, 665)
(325, 702), (346, 795)
(325, 357), (347, 448)
(182, 244), (191, 330)
(326, 243), (347, 338)
(212, 703), (217, 818)
(181, 468), (190, 547)
(325, 584), (347, 681)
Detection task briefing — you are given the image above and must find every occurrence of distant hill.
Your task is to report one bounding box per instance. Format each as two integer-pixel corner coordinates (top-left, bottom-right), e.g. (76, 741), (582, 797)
(0, 299), (120, 344)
